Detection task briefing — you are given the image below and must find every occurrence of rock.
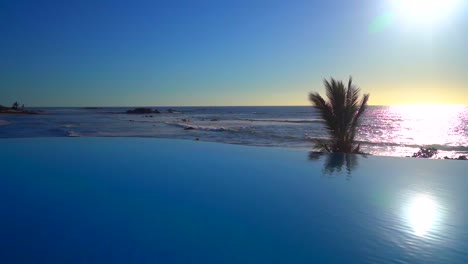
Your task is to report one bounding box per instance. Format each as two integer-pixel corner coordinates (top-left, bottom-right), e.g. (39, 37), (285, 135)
(184, 126), (195, 130)
(0, 102), (39, 115)
(126, 108), (152, 114)
(167, 109), (181, 114)
(126, 108), (160, 114)
(0, 108), (39, 115)
(411, 147), (438, 158)
(441, 155), (467, 161)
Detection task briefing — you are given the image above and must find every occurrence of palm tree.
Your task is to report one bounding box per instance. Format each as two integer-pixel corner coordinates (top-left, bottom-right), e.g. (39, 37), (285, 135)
(309, 77), (369, 153)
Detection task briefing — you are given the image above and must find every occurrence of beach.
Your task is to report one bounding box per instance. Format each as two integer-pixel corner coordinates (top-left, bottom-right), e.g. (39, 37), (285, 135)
(1, 137), (467, 263)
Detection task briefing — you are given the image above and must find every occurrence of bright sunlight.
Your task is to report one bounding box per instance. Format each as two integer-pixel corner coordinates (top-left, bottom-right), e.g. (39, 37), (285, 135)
(404, 194), (441, 237)
(390, 0), (462, 25)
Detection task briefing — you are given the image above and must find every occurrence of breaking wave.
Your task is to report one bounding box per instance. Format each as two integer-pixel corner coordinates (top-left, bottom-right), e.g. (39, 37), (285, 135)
(240, 118), (324, 124)
(67, 131), (81, 137)
(167, 122), (244, 132)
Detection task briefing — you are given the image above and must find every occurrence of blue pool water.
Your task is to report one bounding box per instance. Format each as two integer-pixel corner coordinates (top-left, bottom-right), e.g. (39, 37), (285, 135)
(1, 138), (467, 263)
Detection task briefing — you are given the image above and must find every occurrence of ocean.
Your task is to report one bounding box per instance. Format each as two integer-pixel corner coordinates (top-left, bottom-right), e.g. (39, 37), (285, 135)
(1, 105), (467, 158)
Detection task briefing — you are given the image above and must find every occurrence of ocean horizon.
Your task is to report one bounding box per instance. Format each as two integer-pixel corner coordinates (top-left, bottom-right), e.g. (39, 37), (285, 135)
(1, 105), (467, 158)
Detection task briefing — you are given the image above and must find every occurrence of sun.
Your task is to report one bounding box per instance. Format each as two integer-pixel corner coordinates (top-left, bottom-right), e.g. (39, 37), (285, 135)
(390, 0), (462, 25)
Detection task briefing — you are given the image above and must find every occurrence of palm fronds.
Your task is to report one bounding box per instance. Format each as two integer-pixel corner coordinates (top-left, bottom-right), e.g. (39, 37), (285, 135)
(309, 77), (369, 153)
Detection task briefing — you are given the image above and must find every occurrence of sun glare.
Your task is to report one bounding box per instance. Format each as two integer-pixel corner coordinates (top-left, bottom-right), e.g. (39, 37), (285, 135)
(390, 0), (462, 25)
(388, 105), (464, 148)
(404, 194), (441, 237)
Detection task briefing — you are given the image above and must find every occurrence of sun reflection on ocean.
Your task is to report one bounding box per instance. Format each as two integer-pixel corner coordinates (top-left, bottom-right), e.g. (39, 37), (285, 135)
(390, 105), (465, 146)
(358, 105), (468, 157)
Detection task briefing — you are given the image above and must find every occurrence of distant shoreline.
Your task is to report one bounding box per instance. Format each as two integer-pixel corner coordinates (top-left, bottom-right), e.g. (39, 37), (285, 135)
(0, 112), (39, 115)
(0, 108), (39, 115)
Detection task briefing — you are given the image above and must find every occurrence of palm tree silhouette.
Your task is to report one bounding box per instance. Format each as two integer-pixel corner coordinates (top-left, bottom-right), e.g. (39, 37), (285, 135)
(309, 77), (369, 153)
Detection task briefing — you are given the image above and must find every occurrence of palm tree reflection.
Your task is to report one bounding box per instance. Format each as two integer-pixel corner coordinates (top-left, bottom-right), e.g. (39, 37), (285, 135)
(309, 152), (364, 177)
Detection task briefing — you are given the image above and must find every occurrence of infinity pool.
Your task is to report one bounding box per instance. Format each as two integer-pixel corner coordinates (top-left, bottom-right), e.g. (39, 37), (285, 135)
(1, 138), (467, 263)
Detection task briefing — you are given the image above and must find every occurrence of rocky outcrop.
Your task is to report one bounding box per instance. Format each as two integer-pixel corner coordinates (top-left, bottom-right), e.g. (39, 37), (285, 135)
(0, 107), (39, 115)
(443, 155), (467, 161)
(126, 108), (160, 114)
(167, 109), (182, 114)
(411, 147), (437, 158)
(82, 107), (103, 110)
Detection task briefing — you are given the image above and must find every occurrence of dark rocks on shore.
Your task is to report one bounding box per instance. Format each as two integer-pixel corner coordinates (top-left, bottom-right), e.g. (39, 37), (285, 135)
(126, 108), (160, 114)
(444, 155), (467, 161)
(412, 146), (467, 161)
(411, 147), (438, 158)
(0, 106), (39, 115)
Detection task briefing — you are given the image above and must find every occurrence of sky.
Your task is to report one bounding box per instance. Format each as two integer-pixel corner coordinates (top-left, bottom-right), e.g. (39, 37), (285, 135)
(0, 0), (467, 106)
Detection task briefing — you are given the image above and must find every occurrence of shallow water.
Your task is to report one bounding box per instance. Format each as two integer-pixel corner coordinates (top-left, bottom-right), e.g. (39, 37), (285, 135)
(0, 138), (467, 263)
(1, 105), (467, 157)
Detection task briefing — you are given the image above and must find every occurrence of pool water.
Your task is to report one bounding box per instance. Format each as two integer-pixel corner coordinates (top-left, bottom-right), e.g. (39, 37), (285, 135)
(1, 138), (467, 263)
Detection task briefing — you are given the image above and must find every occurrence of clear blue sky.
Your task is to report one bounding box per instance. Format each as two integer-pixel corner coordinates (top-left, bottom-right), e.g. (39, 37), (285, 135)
(1, 0), (467, 106)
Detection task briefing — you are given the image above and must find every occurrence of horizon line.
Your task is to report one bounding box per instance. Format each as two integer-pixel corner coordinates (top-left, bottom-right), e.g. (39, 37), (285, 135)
(17, 103), (468, 108)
